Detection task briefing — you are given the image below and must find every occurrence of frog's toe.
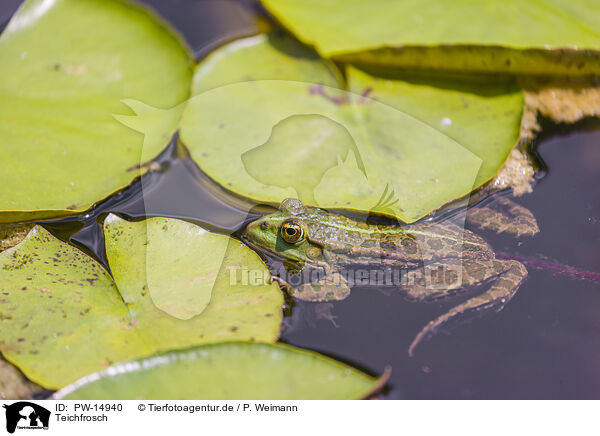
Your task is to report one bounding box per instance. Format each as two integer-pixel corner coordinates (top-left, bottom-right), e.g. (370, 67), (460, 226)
(269, 275), (292, 293)
(314, 302), (339, 328)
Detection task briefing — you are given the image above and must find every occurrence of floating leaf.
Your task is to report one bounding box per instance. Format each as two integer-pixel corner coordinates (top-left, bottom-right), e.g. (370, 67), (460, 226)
(261, 0), (600, 75)
(182, 80), (484, 222)
(181, 34), (523, 222)
(345, 67), (524, 190)
(0, 0), (193, 223)
(0, 226), (142, 388)
(104, 214), (283, 343)
(0, 221), (282, 389)
(54, 342), (387, 400)
(241, 113), (367, 206)
(105, 216), (227, 320)
(191, 31), (342, 95)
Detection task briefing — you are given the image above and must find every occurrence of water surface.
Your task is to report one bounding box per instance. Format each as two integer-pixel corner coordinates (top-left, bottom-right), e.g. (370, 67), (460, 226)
(2, 0), (599, 400)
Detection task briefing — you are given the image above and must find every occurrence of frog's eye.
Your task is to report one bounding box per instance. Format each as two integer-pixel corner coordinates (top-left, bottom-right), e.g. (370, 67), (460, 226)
(280, 220), (304, 244)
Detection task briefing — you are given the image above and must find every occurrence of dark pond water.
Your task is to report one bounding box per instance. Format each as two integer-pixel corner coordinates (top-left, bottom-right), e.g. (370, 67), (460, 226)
(3, 0), (599, 399)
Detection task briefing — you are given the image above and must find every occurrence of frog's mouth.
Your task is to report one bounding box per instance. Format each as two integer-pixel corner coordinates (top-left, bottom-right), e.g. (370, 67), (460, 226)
(239, 232), (262, 253)
(240, 234), (304, 278)
(240, 224), (277, 258)
(240, 220), (268, 248)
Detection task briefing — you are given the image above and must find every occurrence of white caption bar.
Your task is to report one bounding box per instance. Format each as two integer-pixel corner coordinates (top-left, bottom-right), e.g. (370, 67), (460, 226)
(0, 400), (597, 436)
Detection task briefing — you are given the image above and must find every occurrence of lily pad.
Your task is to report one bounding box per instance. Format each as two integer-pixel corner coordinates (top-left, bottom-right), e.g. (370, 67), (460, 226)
(105, 215), (227, 320)
(0, 221), (282, 389)
(0, 0), (193, 223)
(0, 226), (142, 388)
(345, 67), (524, 189)
(104, 215), (283, 344)
(182, 79), (484, 222)
(53, 342), (387, 400)
(192, 31), (342, 95)
(179, 34), (523, 222)
(261, 0), (600, 75)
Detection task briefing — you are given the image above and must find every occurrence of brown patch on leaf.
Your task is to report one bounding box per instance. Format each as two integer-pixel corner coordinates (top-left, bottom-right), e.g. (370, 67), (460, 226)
(64, 64), (87, 76)
(489, 148), (535, 196)
(520, 76), (600, 134)
(126, 160), (161, 173)
(487, 76), (599, 198)
(0, 224), (34, 252)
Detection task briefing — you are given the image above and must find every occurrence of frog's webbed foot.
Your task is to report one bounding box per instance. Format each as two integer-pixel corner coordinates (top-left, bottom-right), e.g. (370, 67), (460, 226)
(314, 302), (339, 328)
(269, 275), (292, 293)
(407, 260), (527, 357)
(467, 197), (539, 237)
(291, 271), (350, 302)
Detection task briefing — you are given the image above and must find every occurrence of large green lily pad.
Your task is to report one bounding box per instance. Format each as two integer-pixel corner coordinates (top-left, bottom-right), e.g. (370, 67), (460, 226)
(0, 220), (282, 389)
(0, 0), (193, 223)
(0, 226), (141, 388)
(192, 31), (342, 95)
(105, 215), (228, 320)
(179, 34), (523, 222)
(261, 0), (600, 75)
(54, 342), (386, 400)
(104, 215), (283, 346)
(346, 67), (523, 189)
(182, 80), (483, 222)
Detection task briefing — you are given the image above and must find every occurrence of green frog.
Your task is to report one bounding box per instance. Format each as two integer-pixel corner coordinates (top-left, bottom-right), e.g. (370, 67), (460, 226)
(243, 198), (537, 356)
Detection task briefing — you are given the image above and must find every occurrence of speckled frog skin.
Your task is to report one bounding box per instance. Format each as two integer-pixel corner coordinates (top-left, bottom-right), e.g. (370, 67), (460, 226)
(243, 198), (536, 355)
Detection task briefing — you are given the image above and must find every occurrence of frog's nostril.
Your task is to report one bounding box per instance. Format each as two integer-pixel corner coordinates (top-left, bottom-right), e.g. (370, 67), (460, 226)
(260, 221), (269, 230)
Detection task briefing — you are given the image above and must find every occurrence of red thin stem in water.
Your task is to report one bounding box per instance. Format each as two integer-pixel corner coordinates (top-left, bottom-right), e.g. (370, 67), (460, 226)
(496, 252), (600, 283)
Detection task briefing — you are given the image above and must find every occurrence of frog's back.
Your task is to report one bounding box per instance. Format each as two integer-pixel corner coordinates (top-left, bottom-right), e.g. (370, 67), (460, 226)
(407, 220), (493, 260)
(301, 206), (492, 263)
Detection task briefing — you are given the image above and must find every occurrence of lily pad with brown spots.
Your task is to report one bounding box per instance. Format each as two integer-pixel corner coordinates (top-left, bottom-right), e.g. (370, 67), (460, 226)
(0, 220), (283, 389)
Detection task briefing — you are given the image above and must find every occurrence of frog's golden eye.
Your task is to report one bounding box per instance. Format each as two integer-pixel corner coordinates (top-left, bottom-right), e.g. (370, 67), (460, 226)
(280, 220), (304, 244)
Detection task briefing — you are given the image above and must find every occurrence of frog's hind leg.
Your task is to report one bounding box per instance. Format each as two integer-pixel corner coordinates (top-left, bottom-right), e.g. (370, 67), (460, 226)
(407, 259), (527, 356)
(466, 197), (539, 237)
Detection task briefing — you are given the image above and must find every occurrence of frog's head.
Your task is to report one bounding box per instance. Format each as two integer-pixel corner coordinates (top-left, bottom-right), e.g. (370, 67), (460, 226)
(243, 199), (322, 263)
